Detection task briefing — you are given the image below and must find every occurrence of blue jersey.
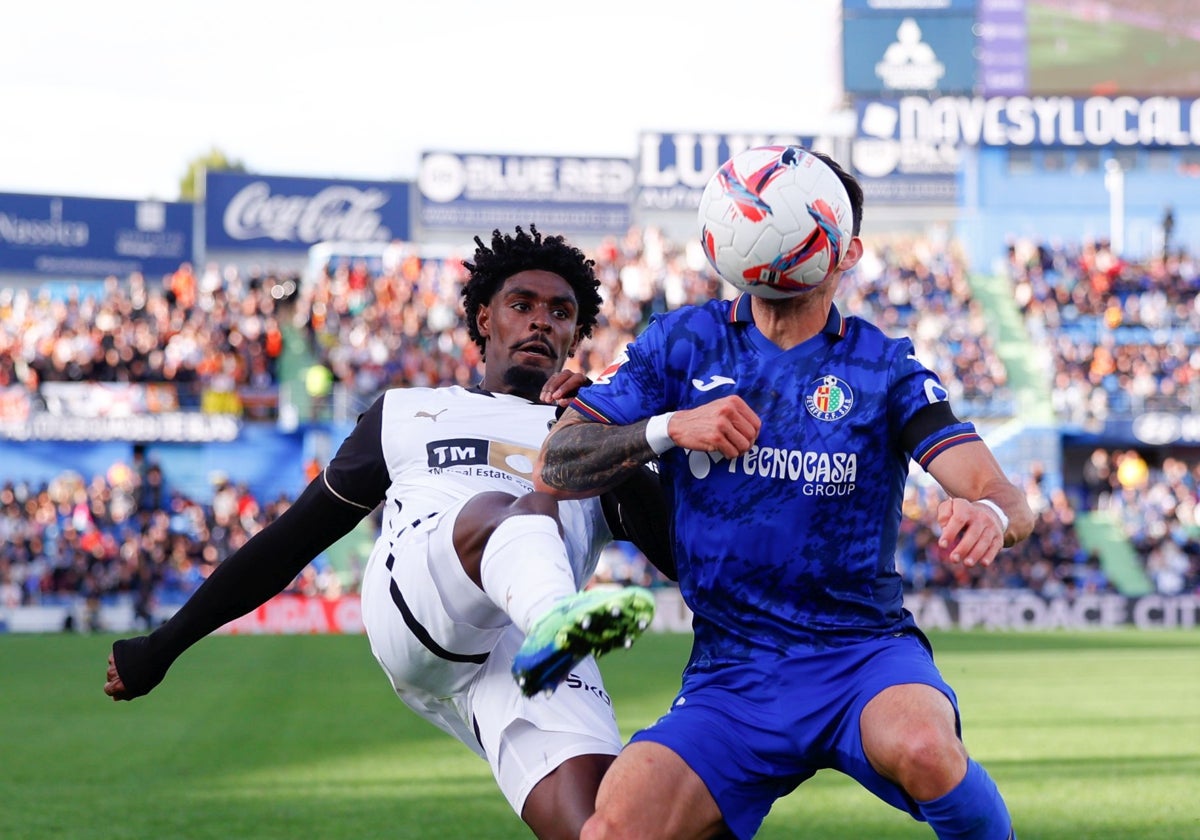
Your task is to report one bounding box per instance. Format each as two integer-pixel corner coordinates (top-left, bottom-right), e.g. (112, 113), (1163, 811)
(572, 294), (980, 669)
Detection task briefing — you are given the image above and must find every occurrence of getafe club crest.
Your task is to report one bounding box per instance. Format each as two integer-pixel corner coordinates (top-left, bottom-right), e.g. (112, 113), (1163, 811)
(805, 375), (853, 421)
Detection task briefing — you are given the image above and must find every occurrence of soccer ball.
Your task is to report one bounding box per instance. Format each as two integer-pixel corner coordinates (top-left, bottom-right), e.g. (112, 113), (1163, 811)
(698, 145), (854, 299)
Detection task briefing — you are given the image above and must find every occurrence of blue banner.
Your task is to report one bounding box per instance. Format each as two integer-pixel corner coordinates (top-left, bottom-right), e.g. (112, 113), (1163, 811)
(857, 95), (1200, 147)
(636, 132), (819, 211)
(0, 193), (193, 278)
(205, 172), (410, 252)
(851, 102), (960, 202)
(842, 14), (979, 96)
(416, 152), (634, 234)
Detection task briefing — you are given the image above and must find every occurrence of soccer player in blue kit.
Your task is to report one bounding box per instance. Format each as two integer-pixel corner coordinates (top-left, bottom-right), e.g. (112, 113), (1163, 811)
(534, 150), (1035, 839)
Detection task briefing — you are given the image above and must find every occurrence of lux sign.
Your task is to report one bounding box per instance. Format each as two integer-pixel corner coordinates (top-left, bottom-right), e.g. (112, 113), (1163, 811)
(637, 131), (818, 210)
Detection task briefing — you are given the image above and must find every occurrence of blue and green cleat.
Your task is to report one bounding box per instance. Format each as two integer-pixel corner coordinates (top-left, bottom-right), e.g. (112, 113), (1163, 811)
(513, 586), (656, 697)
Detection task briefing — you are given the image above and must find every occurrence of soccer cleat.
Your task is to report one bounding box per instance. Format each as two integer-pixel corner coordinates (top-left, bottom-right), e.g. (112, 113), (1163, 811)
(512, 586), (655, 697)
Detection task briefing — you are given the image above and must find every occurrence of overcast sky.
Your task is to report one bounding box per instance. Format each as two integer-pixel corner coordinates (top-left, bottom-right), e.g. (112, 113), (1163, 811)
(0, 0), (843, 202)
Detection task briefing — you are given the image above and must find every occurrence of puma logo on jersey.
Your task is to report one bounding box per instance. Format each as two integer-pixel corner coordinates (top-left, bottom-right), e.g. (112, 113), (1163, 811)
(415, 409), (447, 421)
(692, 375), (736, 392)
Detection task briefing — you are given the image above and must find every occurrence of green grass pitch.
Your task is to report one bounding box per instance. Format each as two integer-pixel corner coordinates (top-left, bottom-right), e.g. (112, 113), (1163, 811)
(4, 629), (1198, 838)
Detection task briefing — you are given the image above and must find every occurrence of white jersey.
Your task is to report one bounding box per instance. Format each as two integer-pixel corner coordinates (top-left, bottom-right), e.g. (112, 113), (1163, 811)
(325, 384), (623, 815)
(325, 385), (610, 588)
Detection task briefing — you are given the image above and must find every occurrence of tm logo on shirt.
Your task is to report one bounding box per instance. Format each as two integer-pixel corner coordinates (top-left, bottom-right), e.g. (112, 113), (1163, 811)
(427, 438), (538, 478)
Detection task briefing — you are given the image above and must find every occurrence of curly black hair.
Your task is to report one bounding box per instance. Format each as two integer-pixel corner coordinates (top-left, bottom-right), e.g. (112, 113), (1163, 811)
(461, 225), (603, 357)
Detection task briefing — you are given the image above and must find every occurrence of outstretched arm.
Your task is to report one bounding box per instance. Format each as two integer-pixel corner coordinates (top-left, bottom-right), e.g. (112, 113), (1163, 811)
(535, 395), (762, 499)
(104, 476), (368, 701)
(535, 410), (657, 499)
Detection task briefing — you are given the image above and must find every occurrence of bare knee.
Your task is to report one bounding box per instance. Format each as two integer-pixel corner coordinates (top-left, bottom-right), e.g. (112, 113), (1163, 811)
(454, 491), (563, 584)
(861, 684), (967, 801)
(580, 811), (620, 840)
(582, 742), (726, 840)
(887, 723), (967, 800)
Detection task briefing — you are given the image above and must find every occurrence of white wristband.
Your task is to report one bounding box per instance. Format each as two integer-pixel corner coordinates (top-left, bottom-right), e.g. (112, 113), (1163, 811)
(976, 499), (1009, 537)
(645, 412), (677, 455)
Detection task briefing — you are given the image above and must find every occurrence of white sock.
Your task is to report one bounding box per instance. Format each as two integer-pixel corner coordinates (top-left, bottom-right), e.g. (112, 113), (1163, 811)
(478, 514), (576, 635)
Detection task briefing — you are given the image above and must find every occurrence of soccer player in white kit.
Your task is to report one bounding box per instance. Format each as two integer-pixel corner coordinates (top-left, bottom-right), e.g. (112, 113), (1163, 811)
(103, 226), (668, 840)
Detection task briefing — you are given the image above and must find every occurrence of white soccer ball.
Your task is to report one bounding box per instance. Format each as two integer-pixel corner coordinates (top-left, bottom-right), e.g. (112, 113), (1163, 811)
(698, 145), (854, 299)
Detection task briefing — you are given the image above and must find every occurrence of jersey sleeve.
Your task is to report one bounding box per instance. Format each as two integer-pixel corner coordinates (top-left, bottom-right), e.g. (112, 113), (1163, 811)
(111, 476), (370, 699)
(888, 338), (982, 468)
(570, 315), (671, 425)
(322, 394), (391, 510)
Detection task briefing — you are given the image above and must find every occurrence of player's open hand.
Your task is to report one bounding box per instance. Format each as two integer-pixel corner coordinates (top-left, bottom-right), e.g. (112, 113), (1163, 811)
(670, 395), (761, 459)
(935, 497), (1004, 567)
(540, 370), (590, 407)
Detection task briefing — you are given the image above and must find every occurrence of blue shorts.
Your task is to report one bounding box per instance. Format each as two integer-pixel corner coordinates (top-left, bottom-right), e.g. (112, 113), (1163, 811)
(629, 631), (960, 839)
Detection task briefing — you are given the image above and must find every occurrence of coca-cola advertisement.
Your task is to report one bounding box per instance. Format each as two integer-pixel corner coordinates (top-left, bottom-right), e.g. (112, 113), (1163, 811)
(204, 171), (411, 252)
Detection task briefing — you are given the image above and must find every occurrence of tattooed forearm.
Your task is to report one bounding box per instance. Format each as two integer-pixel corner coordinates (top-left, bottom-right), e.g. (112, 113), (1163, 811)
(540, 416), (656, 495)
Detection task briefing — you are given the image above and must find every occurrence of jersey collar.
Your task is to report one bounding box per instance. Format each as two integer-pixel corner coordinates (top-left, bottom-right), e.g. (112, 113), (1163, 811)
(468, 383), (542, 405)
(728, 292), (847, 339)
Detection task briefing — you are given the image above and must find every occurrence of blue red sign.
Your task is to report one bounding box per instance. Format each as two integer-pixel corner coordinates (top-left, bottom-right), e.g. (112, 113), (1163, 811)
(417, 152), (634, 234)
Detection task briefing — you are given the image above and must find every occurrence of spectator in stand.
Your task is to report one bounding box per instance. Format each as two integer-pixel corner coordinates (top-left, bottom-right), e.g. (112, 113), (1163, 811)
(892, 468), (1090, 595)
(840, 236), (1013, 418)
(1086, 449), (1200, 595)
(1011, 237), (1200, 426)
(2, 266), (296, 412)
(0, 464), (318, 616)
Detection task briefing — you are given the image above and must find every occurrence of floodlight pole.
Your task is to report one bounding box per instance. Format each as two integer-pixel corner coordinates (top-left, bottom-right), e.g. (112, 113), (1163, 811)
(1103, 158), (1125, 255)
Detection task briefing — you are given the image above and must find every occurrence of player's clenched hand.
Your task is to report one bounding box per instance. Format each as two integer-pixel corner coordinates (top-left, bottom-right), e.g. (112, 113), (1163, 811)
(540, 370), (590, 407)
(936, 497), (1004, 567)
(669, 395), (761, 458)
(103, 636), (168, 701)
(104, 652), (129, 701)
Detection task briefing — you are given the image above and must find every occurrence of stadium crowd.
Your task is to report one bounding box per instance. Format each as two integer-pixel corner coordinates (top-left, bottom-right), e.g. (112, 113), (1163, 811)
(838, 234), (1014, 417)
(1077, 447), (1200, 596)
(3, 228), (1199, 622)
(0, 462), (341, 625)
(0, 263), (289, 407)
(1006, 237), (1200, 426)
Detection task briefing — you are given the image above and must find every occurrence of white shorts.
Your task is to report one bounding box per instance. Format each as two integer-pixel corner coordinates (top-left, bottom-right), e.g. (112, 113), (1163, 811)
(359, 499), (622, 815)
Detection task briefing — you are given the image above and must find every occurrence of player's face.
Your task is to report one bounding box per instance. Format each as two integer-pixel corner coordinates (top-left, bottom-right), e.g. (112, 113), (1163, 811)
(476, 270), (581, 399)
